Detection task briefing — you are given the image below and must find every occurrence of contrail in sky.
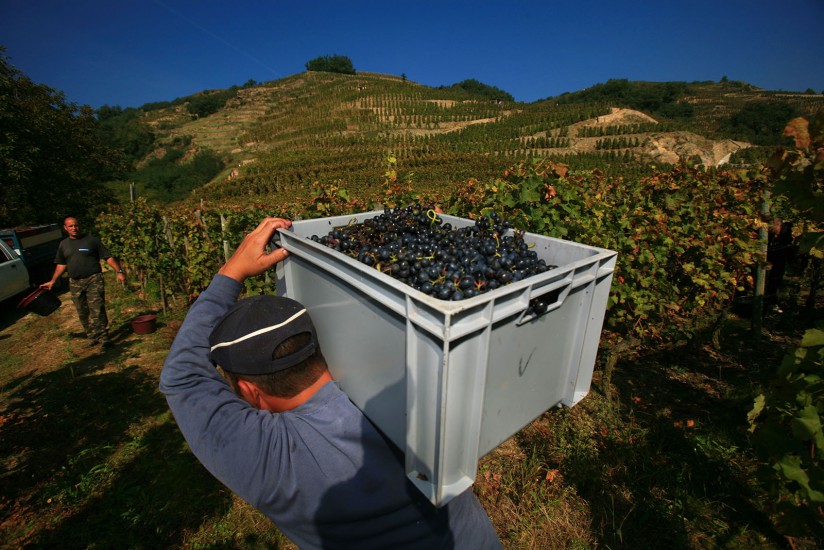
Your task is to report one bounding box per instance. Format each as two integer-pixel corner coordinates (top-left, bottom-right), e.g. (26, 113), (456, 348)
(153, 0), (282, 78)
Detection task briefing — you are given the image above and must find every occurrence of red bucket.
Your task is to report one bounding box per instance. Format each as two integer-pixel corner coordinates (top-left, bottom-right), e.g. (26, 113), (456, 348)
(131, 314), (157, 334)
(18, 287), (62, 316)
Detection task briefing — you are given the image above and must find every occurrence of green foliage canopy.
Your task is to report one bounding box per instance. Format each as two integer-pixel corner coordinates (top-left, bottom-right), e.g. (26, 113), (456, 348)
(440, 79), (515, 102)
(186, 88), (239, 118)
(556, 78), (694, 119)
(0, 51), (122, 228)
(305, 54), (356, 75)
(442, 160), (760, 346)
(132, 148), (225, 203)
(748, 327), (824, 539)
(723, 101), (799, 146)
(95, 105), (156, 166)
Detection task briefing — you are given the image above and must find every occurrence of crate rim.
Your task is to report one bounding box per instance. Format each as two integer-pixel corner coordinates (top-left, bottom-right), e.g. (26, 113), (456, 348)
(277, 209), (617, 315)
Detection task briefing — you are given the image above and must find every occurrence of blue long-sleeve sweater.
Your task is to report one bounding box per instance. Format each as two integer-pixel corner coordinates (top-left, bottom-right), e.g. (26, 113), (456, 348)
(159, 274), (501, 549)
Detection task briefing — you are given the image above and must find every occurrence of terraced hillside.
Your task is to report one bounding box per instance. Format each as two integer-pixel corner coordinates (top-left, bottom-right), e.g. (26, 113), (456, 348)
(681, 81), (824, 135)
(130, 72), (824, 204)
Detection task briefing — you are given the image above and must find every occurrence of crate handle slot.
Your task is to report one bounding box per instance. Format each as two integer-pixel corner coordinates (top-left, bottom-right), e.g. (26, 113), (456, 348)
(516, 276), (573, 325)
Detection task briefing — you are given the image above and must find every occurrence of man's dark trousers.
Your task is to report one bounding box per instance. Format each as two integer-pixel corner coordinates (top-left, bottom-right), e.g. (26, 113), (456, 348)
(70, 272), (108, 342)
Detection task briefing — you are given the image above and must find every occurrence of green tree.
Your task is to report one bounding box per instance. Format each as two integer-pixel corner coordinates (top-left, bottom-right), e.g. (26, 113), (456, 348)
(441, 79), (515, 102)
(186, 88), (239, 118)
(95, 105), (155, 165)
(132, 149), (225, 203)
(723, 101), (799, 145)
(0, 50), (121, 227)
(305, 54), (356, 75)
(554, 79), (692, 119)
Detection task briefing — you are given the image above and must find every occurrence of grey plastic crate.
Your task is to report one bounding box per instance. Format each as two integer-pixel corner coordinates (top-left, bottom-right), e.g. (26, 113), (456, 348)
(274, 211), (617, 507)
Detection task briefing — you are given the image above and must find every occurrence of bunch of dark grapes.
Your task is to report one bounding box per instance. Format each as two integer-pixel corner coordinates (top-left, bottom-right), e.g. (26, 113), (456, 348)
(311, 204), (557, 303)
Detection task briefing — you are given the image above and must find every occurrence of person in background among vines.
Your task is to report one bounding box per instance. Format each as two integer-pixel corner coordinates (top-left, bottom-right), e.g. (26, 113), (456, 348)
(41, 216), (126, 347)
(159, 217), (502, 549)
(766, 217), (795, 313)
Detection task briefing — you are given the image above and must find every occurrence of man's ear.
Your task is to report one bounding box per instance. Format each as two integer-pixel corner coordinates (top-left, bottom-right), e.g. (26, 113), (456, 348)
(236, 379), (263, 408)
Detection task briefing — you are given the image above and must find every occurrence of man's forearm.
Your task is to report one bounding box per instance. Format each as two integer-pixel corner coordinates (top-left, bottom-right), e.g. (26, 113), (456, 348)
(41, 265), (67, 289)
(52, 264), (66, 282)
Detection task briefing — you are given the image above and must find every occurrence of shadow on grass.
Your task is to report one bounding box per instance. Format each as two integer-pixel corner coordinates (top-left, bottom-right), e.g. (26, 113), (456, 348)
(517, 316), (797, 548)
(0, 337), (234, 548)
(0, 280), (69, 332)
(31, 421), (232, 548)
(0, 292), (41, 332)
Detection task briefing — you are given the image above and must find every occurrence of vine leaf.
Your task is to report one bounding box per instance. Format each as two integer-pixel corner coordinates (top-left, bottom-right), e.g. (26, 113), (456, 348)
(790, 405), (823, 444)
(776, 455), (824, 503)
(519, 185), (541, 204)
(801, 328), (824, 347)
(747, 394), (765, 430)
(784, 117), (811, 150)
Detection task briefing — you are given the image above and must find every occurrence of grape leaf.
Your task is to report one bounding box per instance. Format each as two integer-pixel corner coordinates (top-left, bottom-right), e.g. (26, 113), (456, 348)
(784, 117), (811, 149)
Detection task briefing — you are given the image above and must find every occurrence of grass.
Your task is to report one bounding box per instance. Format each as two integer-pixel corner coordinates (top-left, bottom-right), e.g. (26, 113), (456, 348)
(474, 291), (821, 548)
(0, 277), (290, 549)
(0, 271), (821, 549)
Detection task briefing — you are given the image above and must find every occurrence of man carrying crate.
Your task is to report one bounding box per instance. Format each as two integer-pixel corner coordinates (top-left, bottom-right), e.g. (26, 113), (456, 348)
(160, 217), (501, 549)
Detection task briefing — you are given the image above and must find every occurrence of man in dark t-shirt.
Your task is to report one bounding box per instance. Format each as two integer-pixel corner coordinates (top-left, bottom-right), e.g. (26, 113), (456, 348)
(41, 217), (126, 346)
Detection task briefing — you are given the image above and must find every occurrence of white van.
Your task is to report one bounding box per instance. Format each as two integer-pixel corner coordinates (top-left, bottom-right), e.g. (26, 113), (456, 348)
(0, 238), (30, 303)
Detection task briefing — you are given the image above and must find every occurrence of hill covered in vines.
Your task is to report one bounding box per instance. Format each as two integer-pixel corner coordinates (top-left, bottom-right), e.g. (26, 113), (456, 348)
(99, 71), (824, 205)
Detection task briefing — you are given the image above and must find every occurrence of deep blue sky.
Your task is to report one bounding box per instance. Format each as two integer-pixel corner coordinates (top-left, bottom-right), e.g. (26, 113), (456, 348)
(1, 0), (822, 109)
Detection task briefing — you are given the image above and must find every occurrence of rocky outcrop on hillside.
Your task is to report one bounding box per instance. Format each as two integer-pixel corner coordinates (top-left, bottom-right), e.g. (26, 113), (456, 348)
(566, 108), (752, 166)
(645, 132), (751, 166)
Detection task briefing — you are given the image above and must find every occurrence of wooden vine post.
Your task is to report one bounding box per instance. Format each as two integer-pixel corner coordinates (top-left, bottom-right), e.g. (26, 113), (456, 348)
(163, 215), (176, 312)
(158, 271), (167, 315)
(220, 214), (231, 264)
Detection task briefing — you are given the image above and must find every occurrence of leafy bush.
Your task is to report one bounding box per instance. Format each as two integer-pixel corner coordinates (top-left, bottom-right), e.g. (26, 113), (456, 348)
(0, 53), (120, 227)
(440, 79), (515, 102)
(132, 149), (225, 202)
(442, 160), (761, 347)
(139, 100), (174, 111)
(305, 54), (356, 75)
(765, 112), (824, 311)
(186, 88), (239, 118)
(95, 106), (155, 165)
(745, 113), (824, 539)
(748, 326), (824, 539)
(722, 101), (799, 145)
(555, 78), (693, 119)
(766, 112), (824, 224)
